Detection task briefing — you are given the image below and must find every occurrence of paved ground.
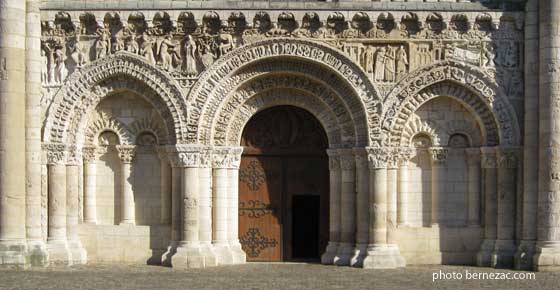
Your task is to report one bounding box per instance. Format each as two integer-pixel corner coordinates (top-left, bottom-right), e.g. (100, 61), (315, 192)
(0, 263), (557, 290)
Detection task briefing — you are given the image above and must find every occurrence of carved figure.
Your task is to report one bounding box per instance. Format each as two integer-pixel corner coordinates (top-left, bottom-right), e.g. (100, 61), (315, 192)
(53, 47), (66, 84)
(41, 49), (50, 84)
(200, 42), (216, 69)
(385, 46), (396, 82)
(374, 47), (386, 82)
(396, 45), (408, 78)
(112, 37), (124, 53)
(139, 33), (155, 65)
(364, 46), (375, 73)
(219, 33), (234, 56)
(158, 33), (181, 71)
(125, 36), (139, 54)
(70, 41), (87, 67)
(481, 42), (496, 68)
(183, 35), (198, 76)
(95, 30), (110, 60)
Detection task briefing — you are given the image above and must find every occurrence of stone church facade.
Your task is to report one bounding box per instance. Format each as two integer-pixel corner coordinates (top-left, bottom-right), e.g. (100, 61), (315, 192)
(1, 0), (559, 272)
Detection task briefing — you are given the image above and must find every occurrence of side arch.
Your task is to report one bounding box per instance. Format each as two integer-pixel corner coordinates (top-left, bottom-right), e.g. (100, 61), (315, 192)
(187, 38), (381, 147)
(383, 61), (520, 146)
(43, 52), (187, 145)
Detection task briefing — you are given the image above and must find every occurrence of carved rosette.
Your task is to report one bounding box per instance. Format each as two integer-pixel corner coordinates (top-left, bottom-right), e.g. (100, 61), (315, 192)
(212, 146), (243, 169)
(366, 147), (390, 169)
(465, 147), (481, 167)
(43, 143), (68, 165)
(116, 145), (136, 164)
(480, 147), (498, 169)
(429, 147), (449, 166)
(82, 145), (98, 164)
(497, 147), (520, 169)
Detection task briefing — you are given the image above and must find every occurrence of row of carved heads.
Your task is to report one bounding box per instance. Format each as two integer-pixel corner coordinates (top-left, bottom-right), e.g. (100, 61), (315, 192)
(43, 10), (523, 37)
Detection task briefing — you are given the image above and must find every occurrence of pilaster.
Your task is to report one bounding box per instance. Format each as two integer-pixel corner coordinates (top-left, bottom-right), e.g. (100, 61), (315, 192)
(477, 147), (498, 267)
(321, 149), (341, 265)
(350, 148), (368, 267)
(334, 149), (356, 266)
(65, 146), (87, 265)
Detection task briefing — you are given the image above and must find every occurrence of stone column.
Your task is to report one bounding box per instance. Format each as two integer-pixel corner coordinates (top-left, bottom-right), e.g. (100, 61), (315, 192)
(156, 147), (171, 224)
(116, 145), (136, 225)
(515, 0), (538, 270)
(429, 147), (448, 227)
(386, 148), (406, 267)
(170, 146), (207, 269)
(198, 147), (217, 267)
(536, 0), (560, 272)
(161, 148), (182, 266)
(66, 147), (87, 265)
(350, 148), (369, 267)
(45, 144), (72, 265)
(477, 147), (498, 267)
(82, 146), (98, 224)
(397, 148), (414, 226)
(0, 0), (28, 268)
(321, 150), (341, 264)
(227, 147), (246, 264)
(491, 148), (519, 268)
(466, 148), (481, 226)
(363, 147), (403, 269)
(212, 147), (234, 265)
(335, 149), (356, 266)
(24, 0), (47, 267)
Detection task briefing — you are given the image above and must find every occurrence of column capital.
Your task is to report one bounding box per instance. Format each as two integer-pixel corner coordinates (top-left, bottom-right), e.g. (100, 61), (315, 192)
(366, 147), (390, 169)
(480, 146), (498, 169)
(116, 145), (136, 164)
(497, 147), (521, 169)
(465, 148), (481, 166)
(428, 147), (448, 166)
(66, 145), (82, 166)
(167, 145), (205, 168)
(327, 150), (340, 171)
(43, 143), (67, 165)
(396, 147), (415, 167)
(82, 145), (98, 164)
(338, 148), (355, 171)
(353, 148), (368, 170)
(212, 146), (243, 169)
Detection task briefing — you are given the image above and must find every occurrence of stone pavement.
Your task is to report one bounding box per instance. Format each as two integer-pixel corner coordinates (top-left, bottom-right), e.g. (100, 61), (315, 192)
(0, 263), (557, 290)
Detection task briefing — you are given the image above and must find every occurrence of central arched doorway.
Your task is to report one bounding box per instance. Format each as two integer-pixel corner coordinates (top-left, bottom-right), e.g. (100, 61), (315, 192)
(238, 106), (329, 262)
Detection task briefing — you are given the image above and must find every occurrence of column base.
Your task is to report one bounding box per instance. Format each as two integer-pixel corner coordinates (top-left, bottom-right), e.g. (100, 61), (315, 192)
(199, 242), (218, 267)
(386, 244), (406, 267)
(514, 240), (535, 270)
(350, 243), (367, 267)
(229, 241), (247, 264)
(161, 241), (178, 266)
(476, 239), (495, 267)
(212, 242), (234, 265)
(534, 242), (560, 272)
(171, 244), (206, 269)
(119, 221), (135, 226)
(363, 244), (405, 269)
(46, 240), (73, 266)
(321, 242), (338, 265)
(68, 240), (87, 265)
(0, 240), (28, 269)
(334, 242), (354, 266)
(26, 240), (49, 267)
(491, 239), (516, 268)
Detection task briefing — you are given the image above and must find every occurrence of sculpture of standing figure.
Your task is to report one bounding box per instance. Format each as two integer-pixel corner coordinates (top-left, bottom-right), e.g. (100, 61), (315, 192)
(95, 31), (110, 60)
(112, 37), (124, 53)
(364, 46), (375, 74)
(158, 33), (180, 71)
(374, 47), (386, 82)
(125, 36), (139, 54)
(384, 46), (396, 82)
(41, 49), (50, 84)
(396, 45), (409, 79)
(53, 47), (66, 84)
(140, 33), (155, 65)
(183, 35), (198, 76)
(71, 41), (87, 67)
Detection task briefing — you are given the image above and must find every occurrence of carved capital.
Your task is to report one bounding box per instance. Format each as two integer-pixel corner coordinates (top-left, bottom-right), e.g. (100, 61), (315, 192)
(327, 149), (339, 171)
(43, 143), (68, 165)
(212, 146), (243, 169)
(480, 147), (497, 169)
(429, 147), (448, 166)
(397, 147), (415, 167)
(366, 147), (390, 169)
(338, 149), (355, 171)
(353, 148), (368, 170)
(497, 147), (520, 169)
(465, 148), (481, 166)
(82, 145), (98, 164)
(66, 145), (81, 166)
(116, 145), (136, 164)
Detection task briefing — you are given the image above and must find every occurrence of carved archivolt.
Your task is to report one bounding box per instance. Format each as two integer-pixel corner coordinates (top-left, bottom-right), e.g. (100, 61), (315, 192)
(128, 113), (170, 145)
(383, 61), (520, 146)
(43, 52), (187, 145)
(400, 117), (446, 147)
(84, 112), (133, 145)
(188, 38), (380, 146)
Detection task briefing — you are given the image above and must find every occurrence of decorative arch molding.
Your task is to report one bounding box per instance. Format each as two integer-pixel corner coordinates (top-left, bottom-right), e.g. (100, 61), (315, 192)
(43, 52), (187, 145)
(400, 118), (446, 147)
(213, 73), (365, 147)
(84, 112), (133, 145)
(444, 119), (482, 147)
(128, 113), (170, 145)
(188, 38), (381, 146)
(383, 61), (520, 146)
(228, 90), (345, 148)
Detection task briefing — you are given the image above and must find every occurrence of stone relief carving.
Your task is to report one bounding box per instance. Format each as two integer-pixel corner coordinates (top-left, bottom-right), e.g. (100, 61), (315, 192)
(116, 145), (136, 164)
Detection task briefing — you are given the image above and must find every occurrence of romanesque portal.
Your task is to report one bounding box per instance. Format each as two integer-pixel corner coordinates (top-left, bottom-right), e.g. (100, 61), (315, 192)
(1, 0), (560, 272)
